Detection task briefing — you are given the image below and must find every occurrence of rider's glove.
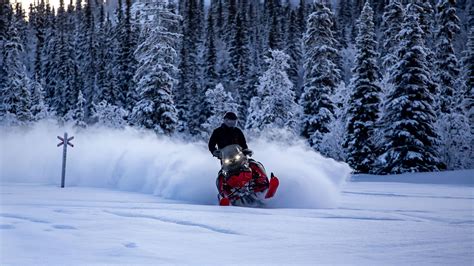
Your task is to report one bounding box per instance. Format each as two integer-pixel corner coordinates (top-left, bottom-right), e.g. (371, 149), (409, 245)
(212, 150), (221, 158)
(243, 149), (253, 157)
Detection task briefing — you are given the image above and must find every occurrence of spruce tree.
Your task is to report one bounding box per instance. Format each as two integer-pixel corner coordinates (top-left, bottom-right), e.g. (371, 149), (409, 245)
(31, 0), (48, 79)
(202, 83), (239, 136)
(204, 10), (218, 92)
(130, 1), (180, 135)
(92, 100), (128, 129)
(29, 76), (50, 121)
(380, 0), (405, 72)
(0, 11), (32, 126)
(246, 49), (300, 134)
(68, 90), (87, 128)
(345, 2), (382, 174)
(177, 0), (206, 134)
(300, 2), (341, 154)
(53, 0), (77, 118)
(286, 10), (303, 98)
(229, 12), (252, 116)
(435, 0), (461, 114)
(0, 0), (13, 94)
(462, 26), (474, 168)
(379, 5), (442, 174)
(115, 0), (137, 111)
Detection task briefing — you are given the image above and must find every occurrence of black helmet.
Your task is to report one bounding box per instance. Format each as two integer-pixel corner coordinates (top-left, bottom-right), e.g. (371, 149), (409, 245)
(223, 112), (238, 120)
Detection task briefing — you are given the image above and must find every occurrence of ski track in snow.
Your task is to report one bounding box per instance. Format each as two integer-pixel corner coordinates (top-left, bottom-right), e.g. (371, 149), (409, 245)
(1, 179), (473, 265)
(103, 210), (240, 235)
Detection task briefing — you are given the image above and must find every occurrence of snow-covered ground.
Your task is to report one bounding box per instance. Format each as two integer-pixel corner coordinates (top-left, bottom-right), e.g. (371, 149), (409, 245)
(1, 178), (473, 265)
(1, 125), (473, 264)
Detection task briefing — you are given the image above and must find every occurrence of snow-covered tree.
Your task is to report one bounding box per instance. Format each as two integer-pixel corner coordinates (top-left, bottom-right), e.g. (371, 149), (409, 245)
(378, 5), (442, 174)
(92, 100), (128, 129)
(286, 10), (303, 98)
(412, 0), (435, 46)
(202, 83), (239, 136)
(0, 12), (32, 126)
(67, 90), (87, 129)
(115, 0), (138, 111)
(380, 0), (405, 72)
(437, 111), (471, 169)
(29, 76), (51, 121)
(462, 26), (474, 168)
(345, 2), (382, 173)
(322, 82), (350, 161)
(53, 0), (78, 118)
(130, 1), (179, 135)
(300, 2), (341, 155)
(204, 10), (218, 92)
(177, 0), (206, 134)
(435, 0), (461, 114)
(229, 11), (252, 116)
(246, 49), (300, 135)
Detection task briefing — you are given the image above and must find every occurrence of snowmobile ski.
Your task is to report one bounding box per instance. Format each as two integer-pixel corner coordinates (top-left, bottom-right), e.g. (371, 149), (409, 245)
(264, 173), (279, 199)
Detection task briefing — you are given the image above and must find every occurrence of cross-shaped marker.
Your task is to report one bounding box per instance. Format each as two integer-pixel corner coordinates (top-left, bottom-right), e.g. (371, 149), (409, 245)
(57, 132), (74, 188)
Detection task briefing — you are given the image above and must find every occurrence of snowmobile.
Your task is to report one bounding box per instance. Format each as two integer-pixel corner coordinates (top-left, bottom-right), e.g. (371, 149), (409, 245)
(215, 144), (279, 206)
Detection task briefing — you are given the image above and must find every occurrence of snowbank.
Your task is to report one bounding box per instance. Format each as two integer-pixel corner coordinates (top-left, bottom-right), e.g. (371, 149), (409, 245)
(0, 122), (351, 208)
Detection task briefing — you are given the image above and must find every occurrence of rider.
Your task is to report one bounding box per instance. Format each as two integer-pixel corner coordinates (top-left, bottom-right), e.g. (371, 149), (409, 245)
(208, 111), (251, 158)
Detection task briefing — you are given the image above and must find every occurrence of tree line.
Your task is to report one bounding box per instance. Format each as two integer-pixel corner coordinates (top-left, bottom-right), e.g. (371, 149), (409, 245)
(0, 0), (472, 174)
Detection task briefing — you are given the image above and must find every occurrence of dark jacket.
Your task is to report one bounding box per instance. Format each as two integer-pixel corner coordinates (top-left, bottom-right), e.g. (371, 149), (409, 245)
(208, 124), (248, 154)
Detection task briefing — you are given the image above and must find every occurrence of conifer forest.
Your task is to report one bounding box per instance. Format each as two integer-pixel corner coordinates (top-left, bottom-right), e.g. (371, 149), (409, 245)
(0, 0), (473, 174)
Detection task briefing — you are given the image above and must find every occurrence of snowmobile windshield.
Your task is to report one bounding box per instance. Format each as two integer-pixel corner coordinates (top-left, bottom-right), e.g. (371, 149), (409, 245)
(219, 144), (248, 172)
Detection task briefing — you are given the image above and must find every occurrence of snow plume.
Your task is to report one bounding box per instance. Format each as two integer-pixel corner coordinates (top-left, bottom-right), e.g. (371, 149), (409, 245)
(0, 122), (351, 208)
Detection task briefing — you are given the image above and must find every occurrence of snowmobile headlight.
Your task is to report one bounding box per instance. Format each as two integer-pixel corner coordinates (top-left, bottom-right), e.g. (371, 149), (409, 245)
(235, 155), (241, 160)
(224, 159), (231, 164)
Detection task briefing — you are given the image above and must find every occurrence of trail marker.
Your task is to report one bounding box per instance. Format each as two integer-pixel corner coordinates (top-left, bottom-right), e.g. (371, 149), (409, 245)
(57, 132), (74, 188)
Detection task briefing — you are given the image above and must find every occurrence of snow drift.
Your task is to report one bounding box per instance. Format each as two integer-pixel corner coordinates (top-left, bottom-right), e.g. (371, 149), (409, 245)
(0, 123), (351, 208)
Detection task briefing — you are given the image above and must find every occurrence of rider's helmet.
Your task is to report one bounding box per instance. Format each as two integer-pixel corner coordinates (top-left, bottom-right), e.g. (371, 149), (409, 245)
(223, 112), (238, 128)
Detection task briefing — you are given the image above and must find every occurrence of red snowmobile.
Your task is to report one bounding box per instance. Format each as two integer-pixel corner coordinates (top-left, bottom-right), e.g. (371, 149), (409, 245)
(215, 144), (279, 206)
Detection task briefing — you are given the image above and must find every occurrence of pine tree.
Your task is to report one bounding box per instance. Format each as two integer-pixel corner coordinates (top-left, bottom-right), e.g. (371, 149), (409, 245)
(41, 3), (57, 108)
(380, 0), (405, 71)
(412, 0), (435, 46)
(300, 2), (341, 155)
(286, 10), (303, 98)
(323, 82), (350, 161)
(379, 5), (442, 174)
(0, 0), (13, 94)
(92, 100), (128, 129)
(246, 49), (300, 135)
(177, 0), (206, 134)
(202, 83), (239, 136)
(68, 90), (87, 128)
(335, 0), (352, 48)
(115, 0), (137, 111)
(53, 0), (77, 118)
(204, 10), (218, 92)
(130, 1), (180, 135)
(0, 11), (32, 126)
(435, 0), (461, 114)
(345, 2), (382, 174)
(31, 0), (48, 79)
(437, 111), (471, 169)
(229, 11), (252, 116)
(267, 0), (283, 50)
(462, 26), (474, 168)
(29, 76), (50, 121)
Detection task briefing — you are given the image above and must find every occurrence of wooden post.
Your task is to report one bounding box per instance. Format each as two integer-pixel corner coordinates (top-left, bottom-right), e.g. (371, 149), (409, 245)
(57, 132), (74, 188)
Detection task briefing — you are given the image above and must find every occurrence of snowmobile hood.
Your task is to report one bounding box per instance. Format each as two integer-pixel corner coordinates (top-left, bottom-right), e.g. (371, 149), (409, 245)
(219, 144), (248, 173)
